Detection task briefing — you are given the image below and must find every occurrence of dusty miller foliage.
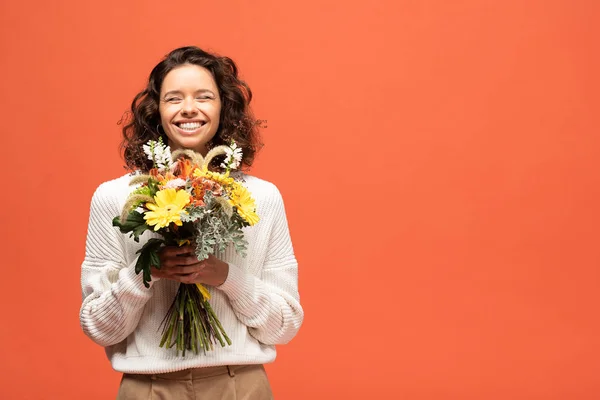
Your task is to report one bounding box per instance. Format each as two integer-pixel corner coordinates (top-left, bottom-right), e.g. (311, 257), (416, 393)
(181, 191), (248, 261)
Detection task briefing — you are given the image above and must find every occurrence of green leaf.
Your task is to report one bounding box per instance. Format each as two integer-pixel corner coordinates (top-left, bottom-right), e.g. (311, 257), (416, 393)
(135, 238), (164, 287)
(112, 211), (150, 242)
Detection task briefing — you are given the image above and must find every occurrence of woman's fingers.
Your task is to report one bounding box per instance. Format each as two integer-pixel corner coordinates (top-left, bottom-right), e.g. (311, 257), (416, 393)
(150, 246), (226, 285)
(153, 263), (203, 274)
(159, 252), (200, 268)
(151, 267), (195, 279)
(159, 245), (195, 258)
(180, 273), (199, 284)
(158, 256), (193, 268)
(151, 257), (205, 282)
(168, 264), (204, 275)
(148, 253), (228, 286)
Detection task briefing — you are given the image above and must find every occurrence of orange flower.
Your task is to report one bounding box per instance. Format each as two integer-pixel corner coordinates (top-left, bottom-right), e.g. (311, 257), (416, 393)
(177, 158), (195, 179)
(149, 168), (164, 181)
(191, 198), (206, 207)
(191, 180), (206, 203)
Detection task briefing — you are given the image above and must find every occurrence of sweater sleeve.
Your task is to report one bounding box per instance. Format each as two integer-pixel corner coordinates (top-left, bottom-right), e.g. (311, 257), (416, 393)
(217, 186), (304, 345)
(79, 183), (157, 347)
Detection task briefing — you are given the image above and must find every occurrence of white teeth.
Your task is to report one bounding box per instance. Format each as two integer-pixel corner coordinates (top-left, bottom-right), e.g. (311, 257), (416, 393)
(179, 122), (202, 131)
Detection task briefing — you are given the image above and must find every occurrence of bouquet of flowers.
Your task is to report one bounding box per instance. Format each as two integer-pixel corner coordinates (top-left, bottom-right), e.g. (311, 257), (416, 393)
(112, 138), (259, 356)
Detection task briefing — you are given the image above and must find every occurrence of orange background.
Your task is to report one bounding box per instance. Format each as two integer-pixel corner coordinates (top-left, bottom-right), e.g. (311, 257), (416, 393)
(1, 0), (599, 399)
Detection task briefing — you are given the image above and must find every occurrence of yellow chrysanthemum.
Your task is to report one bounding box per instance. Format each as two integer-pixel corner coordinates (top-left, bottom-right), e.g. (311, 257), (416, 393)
(192, 166), (206, 178)
(193, 166), (235, 187)
(144, 188), (191, 230)
(228, 183), (259, 226)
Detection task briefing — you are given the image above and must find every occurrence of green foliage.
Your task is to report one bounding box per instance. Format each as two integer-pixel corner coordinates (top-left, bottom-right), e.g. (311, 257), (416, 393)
(193, 191), (248, 260)
(129, 185), (154, 209)
(135, 238), (164, 288)
(180, 205), (205, 223)
(147, 178), (160, 196)
(132, 185), (153, 196)
(112, 211), (150, 242)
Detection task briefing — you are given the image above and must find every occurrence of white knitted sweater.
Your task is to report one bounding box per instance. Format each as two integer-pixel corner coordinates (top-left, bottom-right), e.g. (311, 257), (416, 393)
(79, 173), (303, 374)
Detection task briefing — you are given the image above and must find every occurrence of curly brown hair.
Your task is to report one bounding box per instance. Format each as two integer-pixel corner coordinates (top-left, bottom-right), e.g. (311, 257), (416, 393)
(120, 46), (263, 172)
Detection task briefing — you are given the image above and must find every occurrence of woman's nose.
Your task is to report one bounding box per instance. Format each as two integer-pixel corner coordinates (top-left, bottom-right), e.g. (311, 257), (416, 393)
(181, 98), (197, 115)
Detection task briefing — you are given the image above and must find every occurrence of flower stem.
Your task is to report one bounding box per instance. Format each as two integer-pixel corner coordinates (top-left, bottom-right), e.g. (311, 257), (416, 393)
(159, 283), (230, 356)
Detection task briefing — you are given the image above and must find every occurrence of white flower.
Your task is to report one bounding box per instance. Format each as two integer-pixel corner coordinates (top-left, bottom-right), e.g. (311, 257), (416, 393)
(221, 143), (243, 170)
(143, 144), (154, 161)
(164, 178), (186, 189)
(143, 139), (172, 170)
(155, 145), (172, 170)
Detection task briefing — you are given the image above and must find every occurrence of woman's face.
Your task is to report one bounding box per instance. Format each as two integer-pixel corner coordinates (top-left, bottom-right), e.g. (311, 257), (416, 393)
(159, 64), (222, 155)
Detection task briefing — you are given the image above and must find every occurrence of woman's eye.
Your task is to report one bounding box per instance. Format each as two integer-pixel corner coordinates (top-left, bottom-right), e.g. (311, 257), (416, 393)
(166, 97), (182, 103)
(196, 96), (212, 100)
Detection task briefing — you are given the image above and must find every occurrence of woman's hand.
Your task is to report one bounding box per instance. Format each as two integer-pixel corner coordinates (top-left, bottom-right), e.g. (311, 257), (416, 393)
(151, 245), (230, 286)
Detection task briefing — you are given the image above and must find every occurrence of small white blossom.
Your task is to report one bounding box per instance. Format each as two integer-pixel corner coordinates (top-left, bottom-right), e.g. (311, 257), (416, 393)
(143, 139), (172, 170)
(155, 145), (172, 170)
(221, 142), (243, 170)
(142, 143), (153, 161)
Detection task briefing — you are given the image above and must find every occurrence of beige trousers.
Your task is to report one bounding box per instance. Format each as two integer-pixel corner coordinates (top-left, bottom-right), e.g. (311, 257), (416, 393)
(116, 364), (274, 400)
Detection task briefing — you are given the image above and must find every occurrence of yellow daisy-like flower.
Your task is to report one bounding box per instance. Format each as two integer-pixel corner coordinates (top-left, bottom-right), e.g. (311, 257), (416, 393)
(144, 188), (191, 230)
(193, 166), (235, 187)
(192, 167), (206, 178)
(228, 183), (259, 226)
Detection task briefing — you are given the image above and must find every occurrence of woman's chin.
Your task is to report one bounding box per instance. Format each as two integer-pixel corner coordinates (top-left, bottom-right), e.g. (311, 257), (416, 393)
(170, 140), (208, 155)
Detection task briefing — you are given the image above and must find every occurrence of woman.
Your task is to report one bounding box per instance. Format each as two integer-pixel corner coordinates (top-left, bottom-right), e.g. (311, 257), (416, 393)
(80, 46), (303, 399)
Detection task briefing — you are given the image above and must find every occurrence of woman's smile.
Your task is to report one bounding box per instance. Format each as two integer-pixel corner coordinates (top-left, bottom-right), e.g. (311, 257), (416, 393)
(173, 120), (207, 135)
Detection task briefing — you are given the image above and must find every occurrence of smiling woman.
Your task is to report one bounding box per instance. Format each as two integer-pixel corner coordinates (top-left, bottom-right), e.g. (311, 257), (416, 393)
(79, 46), (303, 400)
(121, 46), (262, 172)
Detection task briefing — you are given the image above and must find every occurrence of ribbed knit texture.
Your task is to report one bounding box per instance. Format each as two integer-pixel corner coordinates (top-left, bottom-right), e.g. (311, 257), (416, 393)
(80, 173), (303, 374)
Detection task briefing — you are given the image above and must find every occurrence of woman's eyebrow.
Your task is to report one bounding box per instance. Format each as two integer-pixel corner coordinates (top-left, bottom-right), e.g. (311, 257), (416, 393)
(163, 89), (215, 97)
(163, 90), (182, 97)
(194, 89), (216, 95)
